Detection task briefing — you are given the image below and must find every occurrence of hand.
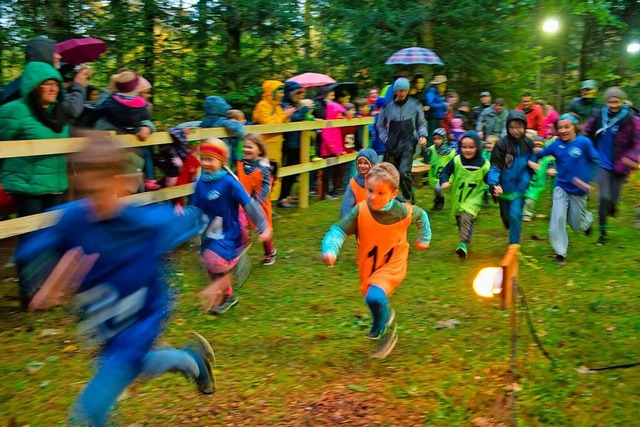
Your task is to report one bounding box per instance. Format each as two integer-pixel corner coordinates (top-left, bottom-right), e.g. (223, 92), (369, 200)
(137, 126), (151, 141)
(423, 106), (430, 111)
(622, 157), (639, 169)
(284, 106), (297, 117)
(73, 65), (92, 87)
(171, 156), (183, 168)
(414, 241), (430, 250)
(492, 185), (503, 196)
(441, 181), (451, 190)
(478, 131), (484, 139)
(258, 228), (272, 243)
(547, 168), (557, 177)
(322, 253), (336, 266)
(572, 177), (592, 191)
(528, 160), (540, 170)
(173, 204), (185, 216)
(418, 136), (427, 148)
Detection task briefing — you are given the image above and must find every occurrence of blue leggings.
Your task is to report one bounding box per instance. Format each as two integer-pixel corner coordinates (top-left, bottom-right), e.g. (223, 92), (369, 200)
(498, 196), (524, 244)
(365, 285), (390, 332)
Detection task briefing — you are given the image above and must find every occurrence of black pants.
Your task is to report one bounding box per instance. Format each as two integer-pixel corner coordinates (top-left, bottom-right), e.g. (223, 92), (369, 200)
(384, 148), (415, 203)
(279, 148), (300, 201)
(12, 192), (64, 217)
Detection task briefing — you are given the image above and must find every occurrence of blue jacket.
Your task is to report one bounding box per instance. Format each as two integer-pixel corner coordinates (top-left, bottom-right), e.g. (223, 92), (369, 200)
(282, 81), (310, 150)
(425, 86), (447, 120)
(488, 110), (534, 196)
(533, 135), (599, 196)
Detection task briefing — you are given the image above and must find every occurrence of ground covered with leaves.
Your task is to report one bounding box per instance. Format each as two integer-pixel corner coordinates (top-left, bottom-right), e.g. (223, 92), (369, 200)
(1, 178), (639, 426)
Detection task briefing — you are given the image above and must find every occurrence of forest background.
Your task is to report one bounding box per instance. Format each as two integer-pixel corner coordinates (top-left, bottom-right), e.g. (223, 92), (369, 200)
(0, 0), (639, 128)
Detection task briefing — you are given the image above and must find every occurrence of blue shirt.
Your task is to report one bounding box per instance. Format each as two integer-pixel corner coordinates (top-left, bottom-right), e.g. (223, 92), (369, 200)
(597, 128), (615, 171)
(534, 135), (600, 196)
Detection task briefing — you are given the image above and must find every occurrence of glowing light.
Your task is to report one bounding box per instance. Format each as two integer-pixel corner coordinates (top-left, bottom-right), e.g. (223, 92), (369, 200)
(473, 267), (503, 298)
(628, 43), (640, 54)
(542, 19), (560, 34)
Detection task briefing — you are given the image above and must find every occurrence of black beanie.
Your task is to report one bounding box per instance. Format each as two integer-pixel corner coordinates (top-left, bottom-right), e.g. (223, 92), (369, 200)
(25, 36), (56, 65)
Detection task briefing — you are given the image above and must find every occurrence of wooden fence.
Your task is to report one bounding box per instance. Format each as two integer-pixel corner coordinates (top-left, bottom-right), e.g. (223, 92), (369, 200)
(0, 118), (373, 240)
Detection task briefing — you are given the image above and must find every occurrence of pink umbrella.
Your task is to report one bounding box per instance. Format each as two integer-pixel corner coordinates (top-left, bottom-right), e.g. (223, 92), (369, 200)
(55, 37), (107, 65)
(287, 72), (336, 88)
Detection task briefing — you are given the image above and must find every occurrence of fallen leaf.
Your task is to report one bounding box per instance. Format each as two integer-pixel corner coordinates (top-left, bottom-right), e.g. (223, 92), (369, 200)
(347, 384), (368, 392)
(62, 344), (78, 353)
(39, 329), (61, 336)
(575, 366), (594, 374)
(435, 319), (460, 329)
(26, 361), (45, 373)
(605, 325), (617, 332)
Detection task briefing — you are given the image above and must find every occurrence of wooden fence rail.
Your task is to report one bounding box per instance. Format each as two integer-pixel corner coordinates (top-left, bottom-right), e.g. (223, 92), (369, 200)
(0, 118), (373, 239)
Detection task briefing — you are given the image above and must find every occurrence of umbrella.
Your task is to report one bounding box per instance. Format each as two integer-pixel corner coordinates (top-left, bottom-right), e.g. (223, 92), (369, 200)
(385, 47), (443, 65)
(287, 72), (336, 88)
(55, 37), (107, 65)
(333, 82), (358, 100)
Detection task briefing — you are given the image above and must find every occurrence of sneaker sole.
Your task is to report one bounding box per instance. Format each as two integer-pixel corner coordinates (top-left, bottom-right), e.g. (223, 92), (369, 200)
(372, 329), (398, 359)
(192, 332), (216, 394)
(212, 296), (239, 315)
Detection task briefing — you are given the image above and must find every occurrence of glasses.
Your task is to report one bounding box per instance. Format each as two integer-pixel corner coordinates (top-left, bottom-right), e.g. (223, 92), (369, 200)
(39, 81), (58, 88)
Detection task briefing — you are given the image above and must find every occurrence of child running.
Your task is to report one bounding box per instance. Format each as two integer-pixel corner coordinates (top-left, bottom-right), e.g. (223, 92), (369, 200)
(439, 131), (490, 259)
(339, 148), (379, 218)
(424, 127), (455, 210)
(236, 133), (277, 265)
(522, 138), (554, 222)
(322, 162), (431, 358)
(193, 138), (271, 315)
(529, 114), (599, 265)
(16, 137), (215, 426)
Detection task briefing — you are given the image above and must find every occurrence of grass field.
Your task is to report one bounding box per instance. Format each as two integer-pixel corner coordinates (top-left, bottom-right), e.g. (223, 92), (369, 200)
(1, 176), (639, 426)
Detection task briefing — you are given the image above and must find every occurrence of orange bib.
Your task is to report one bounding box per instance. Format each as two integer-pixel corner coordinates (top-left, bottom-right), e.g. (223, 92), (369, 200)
(236, 160), (273, 228)
(349, 177), (367, 205)
(356, 201), (412, 296)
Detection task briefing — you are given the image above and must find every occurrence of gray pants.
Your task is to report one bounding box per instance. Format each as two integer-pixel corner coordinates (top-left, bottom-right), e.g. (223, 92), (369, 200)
(456, 211), (475, 245)
(549, 187), (593, 257)
(598, 168), (625, 230)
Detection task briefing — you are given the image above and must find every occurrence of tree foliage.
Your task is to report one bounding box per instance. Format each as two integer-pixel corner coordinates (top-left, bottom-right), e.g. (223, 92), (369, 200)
(0, 0), (638, 127)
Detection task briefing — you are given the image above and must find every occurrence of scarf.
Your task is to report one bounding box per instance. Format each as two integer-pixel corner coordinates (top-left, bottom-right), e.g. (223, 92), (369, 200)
(200, 169), (228, 182)
(598, 104), (629, 136)
(28, 92), (69, 133)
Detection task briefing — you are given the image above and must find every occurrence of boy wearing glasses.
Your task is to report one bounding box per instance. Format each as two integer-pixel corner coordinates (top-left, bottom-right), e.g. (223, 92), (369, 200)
(487, 110), (535, 244)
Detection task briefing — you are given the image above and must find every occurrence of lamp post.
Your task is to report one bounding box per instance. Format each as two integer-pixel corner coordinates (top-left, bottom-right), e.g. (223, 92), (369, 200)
(473, 244), (520, 425)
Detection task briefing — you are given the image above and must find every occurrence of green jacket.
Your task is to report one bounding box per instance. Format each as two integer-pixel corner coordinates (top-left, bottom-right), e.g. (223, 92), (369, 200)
(0, 62), (69, 195)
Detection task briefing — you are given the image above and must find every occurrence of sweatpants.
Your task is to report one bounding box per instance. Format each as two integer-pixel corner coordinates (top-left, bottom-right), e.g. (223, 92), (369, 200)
(598, 168), (625, 231)
(385, 148), (415, 203)
(498, 196), (524, 244)
(455, 211), (475, 245)
(549, 186), (593, 257)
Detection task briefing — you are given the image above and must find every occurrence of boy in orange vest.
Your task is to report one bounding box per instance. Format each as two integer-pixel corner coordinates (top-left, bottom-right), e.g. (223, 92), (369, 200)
(322, 162), (431, 358)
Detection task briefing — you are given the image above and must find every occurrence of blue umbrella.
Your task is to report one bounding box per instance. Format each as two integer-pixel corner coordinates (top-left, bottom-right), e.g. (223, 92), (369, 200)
(385, 47), (444, 65)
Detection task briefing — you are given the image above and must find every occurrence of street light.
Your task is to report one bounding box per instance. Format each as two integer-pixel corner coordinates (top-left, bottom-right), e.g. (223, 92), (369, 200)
(542, 18), (560, 34)
(628, 42), (640, 54)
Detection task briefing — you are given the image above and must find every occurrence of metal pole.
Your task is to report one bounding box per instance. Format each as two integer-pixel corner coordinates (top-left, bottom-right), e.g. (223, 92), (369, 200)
(510, 277), (518, 426)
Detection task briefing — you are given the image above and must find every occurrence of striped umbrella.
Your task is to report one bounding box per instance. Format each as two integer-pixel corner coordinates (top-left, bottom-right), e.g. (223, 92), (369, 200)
(385, 47), (443, 65)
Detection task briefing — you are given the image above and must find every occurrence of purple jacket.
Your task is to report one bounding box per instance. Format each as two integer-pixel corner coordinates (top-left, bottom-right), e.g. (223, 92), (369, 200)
(584, 108), (640, 176)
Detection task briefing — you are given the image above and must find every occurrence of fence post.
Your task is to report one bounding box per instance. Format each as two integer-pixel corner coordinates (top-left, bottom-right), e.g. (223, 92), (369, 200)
(362, 122), (370, 148)
(298, 130), (311, 208)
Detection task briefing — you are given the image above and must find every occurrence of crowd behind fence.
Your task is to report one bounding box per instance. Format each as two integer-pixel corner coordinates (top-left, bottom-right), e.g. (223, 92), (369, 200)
(0, 118), (373, 240)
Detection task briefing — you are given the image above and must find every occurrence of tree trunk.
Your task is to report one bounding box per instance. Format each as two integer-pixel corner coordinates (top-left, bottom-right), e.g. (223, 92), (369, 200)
(194, 0), (209, 100)
(141, 0), (157, 87)
(416, 0), (433, 47)
(45, 0), (74, 41)
(579, 16), (595, 81)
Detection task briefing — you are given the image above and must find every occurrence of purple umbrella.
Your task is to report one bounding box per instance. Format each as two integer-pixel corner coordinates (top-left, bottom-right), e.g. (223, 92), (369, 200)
(55, 38), (107, 65)
(385, 47), (443, 65)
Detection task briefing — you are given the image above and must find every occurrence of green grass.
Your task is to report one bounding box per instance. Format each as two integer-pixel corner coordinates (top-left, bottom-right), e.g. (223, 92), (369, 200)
(1, 176), (639, 426)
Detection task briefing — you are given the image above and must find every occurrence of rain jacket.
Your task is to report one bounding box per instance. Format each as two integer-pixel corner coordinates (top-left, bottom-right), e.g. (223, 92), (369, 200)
(488, 110), (535, 198)
(251, 80), (289, 146)
(320, 102), (346, 157)
(0, 62), (70, 195)
(376, 96), (427, 157)
(201, 96), (246, 164)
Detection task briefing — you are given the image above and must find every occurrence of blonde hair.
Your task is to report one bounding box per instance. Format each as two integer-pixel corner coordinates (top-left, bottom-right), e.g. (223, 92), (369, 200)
(226, 109), (245, 120)
(242, 133), (268, 158)
(485, 135), (499, 145)
(366, 162), (400, 190)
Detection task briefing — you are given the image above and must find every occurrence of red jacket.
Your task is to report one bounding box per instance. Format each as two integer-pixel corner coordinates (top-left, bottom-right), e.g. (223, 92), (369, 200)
(516, 104), (544, 136)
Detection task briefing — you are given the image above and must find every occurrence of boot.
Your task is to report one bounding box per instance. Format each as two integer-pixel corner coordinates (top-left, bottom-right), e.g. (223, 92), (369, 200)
(432, 194), (445, 211)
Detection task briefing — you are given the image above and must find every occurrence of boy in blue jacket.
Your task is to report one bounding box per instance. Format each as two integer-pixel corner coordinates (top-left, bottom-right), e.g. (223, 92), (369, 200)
(488, 110), (535, 244)
(17, 137), (215, 426)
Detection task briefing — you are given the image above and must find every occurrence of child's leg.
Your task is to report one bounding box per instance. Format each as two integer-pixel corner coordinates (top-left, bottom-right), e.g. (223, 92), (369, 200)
(201, 249), (238, 313)
(598, 169), (613, 232)
(522, 197), (535, 218)
(457, 211), (475, 245)
(364, 285), (392, 338)
(507, 197), (524, 244)
(549, 187), (570, 257)
(567, 194), (593, 232)
(498, 198), (511, 230)
(141, 146), (156, 180)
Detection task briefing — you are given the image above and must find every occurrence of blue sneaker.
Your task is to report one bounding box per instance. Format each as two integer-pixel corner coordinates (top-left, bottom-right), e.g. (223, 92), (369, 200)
(366, 309), (396, 340)
(183, 332), (216, 394)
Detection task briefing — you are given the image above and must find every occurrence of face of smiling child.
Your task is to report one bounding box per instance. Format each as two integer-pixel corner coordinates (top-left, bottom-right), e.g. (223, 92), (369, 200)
(243, 140), (261, 161)
(556, 119), (577, 142)
(357, 157), (372, 176)
(366, 177), (398, 211)
(460, 137), (478, 160)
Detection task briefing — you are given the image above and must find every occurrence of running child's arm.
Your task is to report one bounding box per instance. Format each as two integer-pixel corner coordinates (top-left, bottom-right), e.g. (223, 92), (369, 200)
(253, 163), (272, 204)
(321, 204), (360, 265)
(232, 179), (270, 240)
(438, 158), (455, 189)
(154, 204), (206, 256)
(411, 205), (432, 249)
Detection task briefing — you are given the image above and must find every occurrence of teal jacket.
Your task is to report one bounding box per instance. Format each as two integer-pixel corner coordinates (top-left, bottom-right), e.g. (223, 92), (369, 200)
(0, 62), (69, 195)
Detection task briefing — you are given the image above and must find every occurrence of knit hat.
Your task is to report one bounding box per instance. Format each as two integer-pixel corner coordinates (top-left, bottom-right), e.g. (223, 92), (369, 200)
(451, 118), (464, 131)
(604, 87), (627, 101)
(113, 71), (140, 94)
(200, 138), (228, 163)
(430, 75), (448, 85)
(480, 91), (491, 97)
(580, 79), (598, 90)
(394, 77), (410, 91)
(433, 128), (447, 138)
(26, 36), (56, 65)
